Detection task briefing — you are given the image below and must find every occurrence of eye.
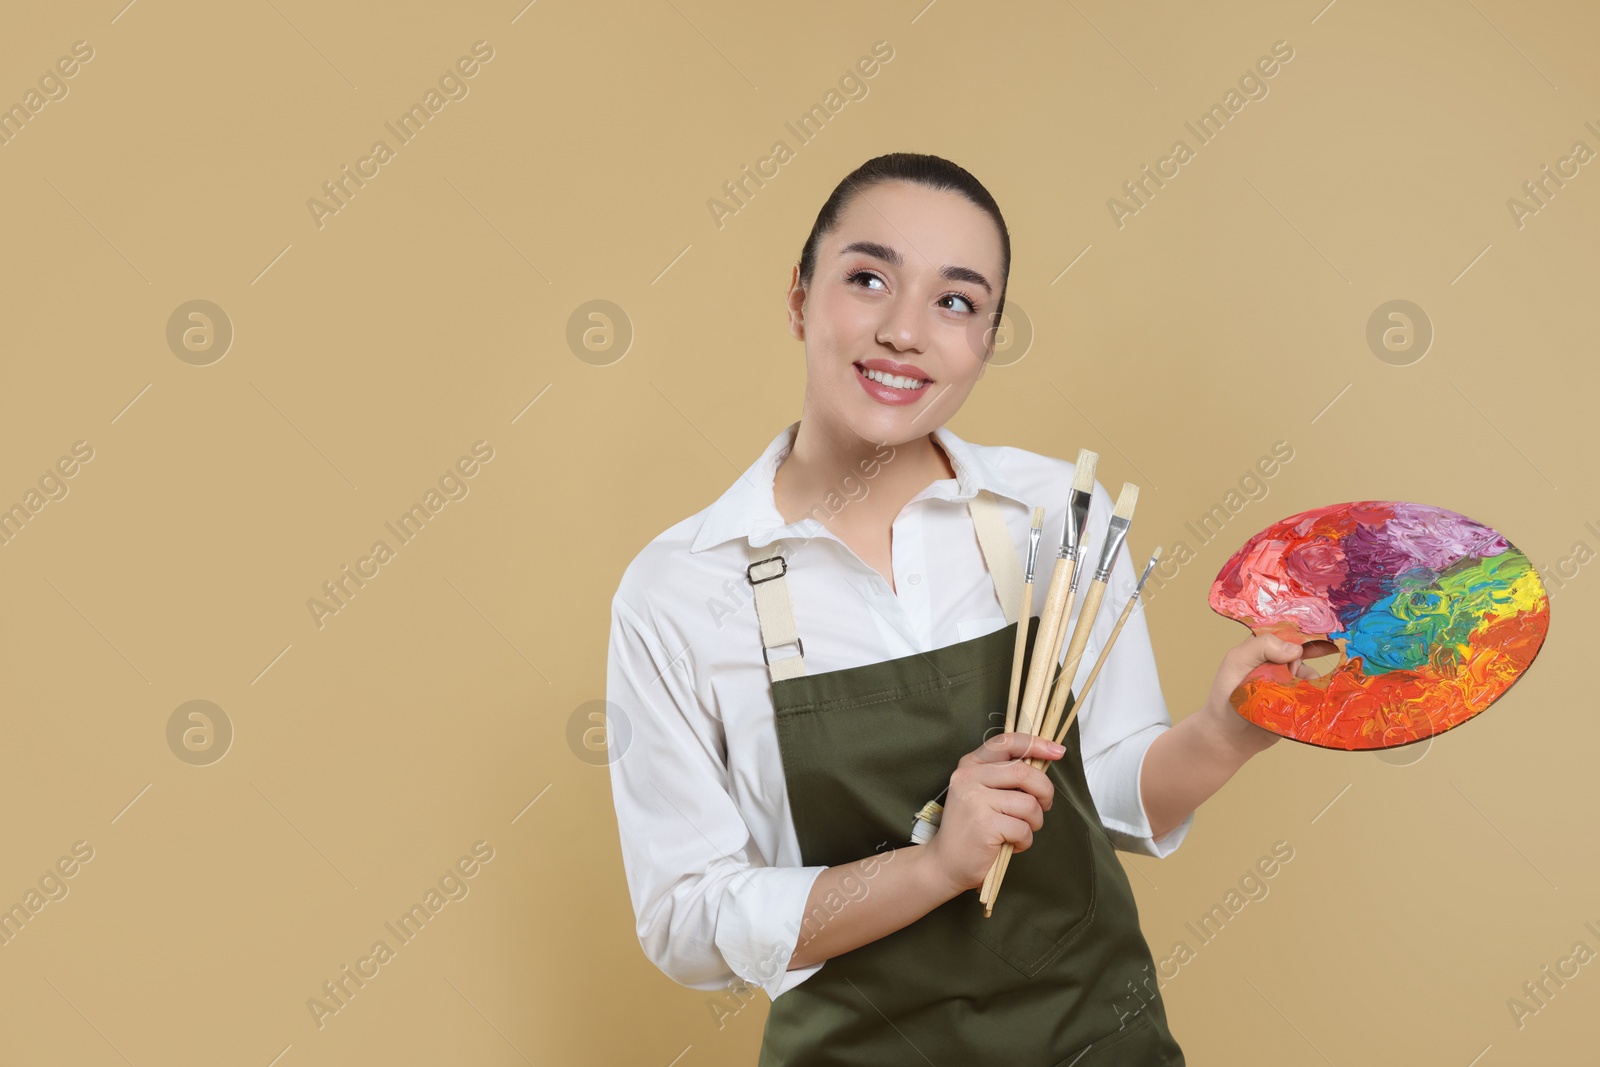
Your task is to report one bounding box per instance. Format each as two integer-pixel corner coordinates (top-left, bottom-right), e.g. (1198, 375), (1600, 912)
(845, 269), (887, 292)
(940, 291), (979, 315)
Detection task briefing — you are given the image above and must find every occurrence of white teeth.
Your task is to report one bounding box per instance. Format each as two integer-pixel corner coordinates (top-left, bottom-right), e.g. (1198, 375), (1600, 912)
(861, 366), (928, 390)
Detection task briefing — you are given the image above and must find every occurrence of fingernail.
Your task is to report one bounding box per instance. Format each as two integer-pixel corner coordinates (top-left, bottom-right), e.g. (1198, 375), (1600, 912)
(1046, 741), (1065, 756)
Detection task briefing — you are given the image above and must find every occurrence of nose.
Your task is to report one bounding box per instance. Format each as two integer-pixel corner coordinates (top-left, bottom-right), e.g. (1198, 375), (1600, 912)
(875, 292), (928, 353)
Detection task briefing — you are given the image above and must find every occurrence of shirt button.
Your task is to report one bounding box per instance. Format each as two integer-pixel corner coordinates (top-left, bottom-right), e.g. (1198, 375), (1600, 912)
(908, 573), (921, 585)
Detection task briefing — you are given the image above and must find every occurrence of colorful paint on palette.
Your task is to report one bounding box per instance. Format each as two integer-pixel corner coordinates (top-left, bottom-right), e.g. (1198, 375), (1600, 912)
(1209, 501), (1549, 750)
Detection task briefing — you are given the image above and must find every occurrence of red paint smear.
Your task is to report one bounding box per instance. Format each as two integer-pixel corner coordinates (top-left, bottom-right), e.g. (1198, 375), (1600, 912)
(1232, 603), (1550, 749)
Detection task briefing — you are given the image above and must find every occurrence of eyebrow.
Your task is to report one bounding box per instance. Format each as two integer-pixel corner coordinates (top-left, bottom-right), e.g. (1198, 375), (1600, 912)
(839, 240), (993, 295)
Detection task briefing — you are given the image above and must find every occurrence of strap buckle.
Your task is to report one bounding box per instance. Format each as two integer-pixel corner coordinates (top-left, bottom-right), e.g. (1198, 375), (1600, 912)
(761, 635), (803, 666)
(746, 554), (787, 585)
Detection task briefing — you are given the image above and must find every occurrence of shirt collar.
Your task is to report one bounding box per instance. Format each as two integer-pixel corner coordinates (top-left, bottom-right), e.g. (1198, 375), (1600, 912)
(688, 419), (1030, 554)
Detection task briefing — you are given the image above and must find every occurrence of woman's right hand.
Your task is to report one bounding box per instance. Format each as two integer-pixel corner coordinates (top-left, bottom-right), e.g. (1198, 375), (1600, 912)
(922, 731), (1064, 895)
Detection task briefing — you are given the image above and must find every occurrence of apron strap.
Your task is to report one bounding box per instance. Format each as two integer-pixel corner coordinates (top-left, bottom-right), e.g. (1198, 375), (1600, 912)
(967, 487), (1024, 626)
(744, 488), (1024, 683)
(745, 544), (808, 682)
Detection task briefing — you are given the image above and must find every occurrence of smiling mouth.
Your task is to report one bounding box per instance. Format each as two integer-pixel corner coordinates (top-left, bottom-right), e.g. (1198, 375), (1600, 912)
(855, 363), (932, 390)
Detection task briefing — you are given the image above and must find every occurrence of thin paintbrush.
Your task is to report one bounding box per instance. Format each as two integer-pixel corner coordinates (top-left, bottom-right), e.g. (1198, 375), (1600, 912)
(979, 452), (1096, 904)
(985, 483), (1139, 914)
(1053, 547), (1162, 747)
(1033, 511), (1095, 745)
(1003, 507), (1048, 736)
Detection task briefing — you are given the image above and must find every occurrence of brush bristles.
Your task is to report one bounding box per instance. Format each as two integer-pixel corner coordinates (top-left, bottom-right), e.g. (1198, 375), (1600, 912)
(1150, 545), (1162, 561)
(1112, 482), (1139, 519)
(1071, 449), (1098, 494)
(1031, 506), (1045, 529)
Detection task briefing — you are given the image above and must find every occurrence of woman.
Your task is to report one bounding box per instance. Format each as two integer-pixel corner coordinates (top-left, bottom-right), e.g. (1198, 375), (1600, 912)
(606, 152), (1311, 1065)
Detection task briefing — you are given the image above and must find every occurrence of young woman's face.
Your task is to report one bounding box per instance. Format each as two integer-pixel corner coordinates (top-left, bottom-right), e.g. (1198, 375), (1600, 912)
(787, 180), (1006, 445)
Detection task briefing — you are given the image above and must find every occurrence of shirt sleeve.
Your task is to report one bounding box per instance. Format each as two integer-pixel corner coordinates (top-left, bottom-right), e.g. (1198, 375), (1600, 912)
(606, 591), (829, 1001)
(1058, 483), (1194, 858)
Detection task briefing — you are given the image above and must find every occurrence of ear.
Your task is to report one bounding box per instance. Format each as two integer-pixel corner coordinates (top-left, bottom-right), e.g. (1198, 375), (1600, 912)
(785, 263), (806, 341)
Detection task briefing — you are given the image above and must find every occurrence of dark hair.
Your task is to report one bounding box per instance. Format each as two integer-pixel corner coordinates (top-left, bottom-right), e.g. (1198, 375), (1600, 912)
(797, 152), (1011, 326)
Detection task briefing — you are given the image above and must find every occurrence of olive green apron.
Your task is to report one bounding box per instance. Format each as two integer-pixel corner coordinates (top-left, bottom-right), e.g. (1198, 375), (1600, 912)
(743, 489), (1184, 1066)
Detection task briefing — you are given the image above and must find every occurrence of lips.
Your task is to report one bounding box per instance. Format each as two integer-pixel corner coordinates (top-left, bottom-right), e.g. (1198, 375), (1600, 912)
(853, 361), (931, 406)
(855, 358), (932, 383)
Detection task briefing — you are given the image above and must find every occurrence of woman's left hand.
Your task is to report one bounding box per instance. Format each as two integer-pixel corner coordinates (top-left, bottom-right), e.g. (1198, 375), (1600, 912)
(1197, 633), (1325, 758)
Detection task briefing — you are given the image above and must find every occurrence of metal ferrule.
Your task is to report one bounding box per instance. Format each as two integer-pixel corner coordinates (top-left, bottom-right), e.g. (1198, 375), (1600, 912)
(1132, 551), (1160, 596)
(1067, 504), (1092, 591)
(1062, 488), (1092, 560)
(1093, 516), (1132, 583)
(1024, 524), (1043, 581)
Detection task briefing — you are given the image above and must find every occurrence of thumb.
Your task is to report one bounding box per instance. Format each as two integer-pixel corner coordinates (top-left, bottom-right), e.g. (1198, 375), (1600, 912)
(1256, 635), (1303, 663)
(1216, 634), (1304, 697)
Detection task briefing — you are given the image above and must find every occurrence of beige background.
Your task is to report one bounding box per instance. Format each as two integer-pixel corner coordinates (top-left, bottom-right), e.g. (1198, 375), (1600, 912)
(1, 0), (1594, 1063)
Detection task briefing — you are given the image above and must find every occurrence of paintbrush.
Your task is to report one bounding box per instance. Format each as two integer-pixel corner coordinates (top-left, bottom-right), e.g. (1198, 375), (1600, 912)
(1012, 451), (1096, 738)
(1052, 547), (1162, 746)
(979, 452), (1096, 905)
(985, 483), (1139, 914)
(1003, 507), (1048, 736)
(1033, 504), (1097, 743)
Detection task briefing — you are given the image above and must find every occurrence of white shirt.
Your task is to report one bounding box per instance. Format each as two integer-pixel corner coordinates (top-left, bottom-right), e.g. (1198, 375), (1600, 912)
(605, 420), (1193, 1003)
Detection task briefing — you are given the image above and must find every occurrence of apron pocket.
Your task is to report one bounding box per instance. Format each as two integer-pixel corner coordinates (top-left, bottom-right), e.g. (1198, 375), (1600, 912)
(1056, 1009), (1179, 1066)
(946, 784), (1099, 979)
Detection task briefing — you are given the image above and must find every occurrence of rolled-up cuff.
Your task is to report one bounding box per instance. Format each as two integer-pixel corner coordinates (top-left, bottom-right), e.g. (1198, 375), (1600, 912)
(713, 864), (830, 1001)
(1089, 724), (1194, 858)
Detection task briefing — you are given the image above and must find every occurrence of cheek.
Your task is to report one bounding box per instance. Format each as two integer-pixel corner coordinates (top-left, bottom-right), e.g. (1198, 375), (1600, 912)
(809, 293), (876, 350)
(951, 316), (995, 376)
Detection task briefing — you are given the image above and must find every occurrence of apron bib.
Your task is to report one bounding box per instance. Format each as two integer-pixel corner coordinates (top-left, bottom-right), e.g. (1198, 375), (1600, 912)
(743, 489), (1185, 1066)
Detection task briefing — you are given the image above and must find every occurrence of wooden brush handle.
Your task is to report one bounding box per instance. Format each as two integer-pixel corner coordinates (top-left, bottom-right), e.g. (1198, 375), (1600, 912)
(1053, 599), (1138, 746)
(1034, 579), (1108, 752)
(1034, 582), (1080, 740)
(983, 558), (1086, 907)
(1002, 578), (1034, 736)
(1015, 555), (1073, 737)
(988, 578), (1113, 912)
(983, 555), (1079, 903)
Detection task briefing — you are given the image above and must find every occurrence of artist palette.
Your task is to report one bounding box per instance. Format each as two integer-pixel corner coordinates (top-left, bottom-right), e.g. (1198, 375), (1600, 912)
(1209, 501), (1549, 750)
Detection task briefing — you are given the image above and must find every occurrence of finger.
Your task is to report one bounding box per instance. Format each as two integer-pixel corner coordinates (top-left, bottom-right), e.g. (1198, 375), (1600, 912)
(988, 789), (1045, 832)
(971, 761), (1056, 810)
(973, 731), (1066, 765)
(1227, 634), (1302, 675)
(1001, 816), (1035, 852)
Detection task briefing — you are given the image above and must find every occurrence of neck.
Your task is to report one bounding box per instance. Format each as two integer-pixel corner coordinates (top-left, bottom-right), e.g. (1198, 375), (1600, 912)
(774, 414), (957, 528)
